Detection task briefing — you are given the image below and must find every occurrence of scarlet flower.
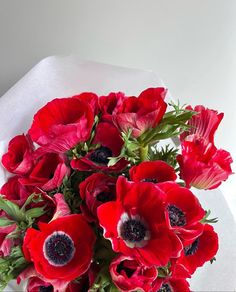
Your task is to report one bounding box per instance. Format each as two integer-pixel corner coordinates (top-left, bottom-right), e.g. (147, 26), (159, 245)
(130, 160), (177, 183)
(73, 92), (99, 115)
(0, 223), (16, 257)
(1, 134), (34, 175)
(110, 255), (158, 292)
(154, 277), (190, 292)
(177, 136), (233, 190)
(79, 173), (117, 222)
(113, 87), (167, 138)
(158, 182), (205, 242)
(71, 122), (127, 172)
(26, 276), (53, 292)
(177, 224), (219, 274)
(19, 153), (70, 191)
(29, 97), (94, 152)
(97, 176), (182, 267)
(23, 215), (96, 281)
(0, 176), (31, 207)
(98, 92), (127, 122)
(180, 105), (224, 143)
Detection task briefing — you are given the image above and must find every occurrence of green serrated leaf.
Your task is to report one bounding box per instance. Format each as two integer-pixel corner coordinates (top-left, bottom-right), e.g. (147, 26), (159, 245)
(25, 207), (46, 219)
(0, 217), (15, 227)
(0, 196), (25, 222)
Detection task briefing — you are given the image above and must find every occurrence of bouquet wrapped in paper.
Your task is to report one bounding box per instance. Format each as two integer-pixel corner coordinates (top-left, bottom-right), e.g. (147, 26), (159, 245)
(0, 58), (234, 292)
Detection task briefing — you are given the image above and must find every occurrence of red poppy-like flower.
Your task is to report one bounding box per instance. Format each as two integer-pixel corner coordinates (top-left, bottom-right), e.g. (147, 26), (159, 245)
(130, 160), (177, 183)
(23, 214), (96, 281)
(73, 92), (99, 115)
(113, 87), (167, 138)
(79, 173), (117, 221)
(177, 224), (219, 274)
(99, 92), (127, 122)
(19, 153), (70, 191)
(180, 105), (224, 143)
(158, 182), (205, 242)
(0, 176), (31, 207)
(26, 276), (53, 292)
(29, 97), (94, 152)
(177, 136), (233, 190)
(71, 122), (127, 172)
(110, 255), (158, 292)
(17, 265), (70, 292)
(97, 176), (182, 267)
(1, 134), (34, 175)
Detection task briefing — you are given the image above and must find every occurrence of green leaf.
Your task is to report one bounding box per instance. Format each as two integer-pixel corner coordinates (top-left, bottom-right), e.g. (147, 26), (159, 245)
(0, 217), (15, 227)
(200, 210), (218, 224)
(20, 193), (43, 212)
(25, 207), (46, 219)
(0, 196), (25, 222)
(210, 257), (216, 264)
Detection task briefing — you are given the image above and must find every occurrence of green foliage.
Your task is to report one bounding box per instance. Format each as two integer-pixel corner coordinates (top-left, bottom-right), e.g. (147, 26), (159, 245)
(0, 246), (29, 291)
(200, 210), (218, 224)
(149, 144), (179, 168)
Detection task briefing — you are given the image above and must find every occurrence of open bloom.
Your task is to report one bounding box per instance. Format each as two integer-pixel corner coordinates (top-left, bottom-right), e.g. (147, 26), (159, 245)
(158, 182), (205, 242)
(177, 224), (219, 274)
(98, 176), (182, 267)
(113, 87), (167, 138)
(177, 136), (233, 190)
(130, 160), (177, 183)
(110, 255), (158, 292)
(23, 214), (96, 281)
(180, 105), (224, 143)
(29, 97), (94, 152)
(79, 173), (117, 221)
(1, 134), (34, 175)
(71, 122), (127, 172)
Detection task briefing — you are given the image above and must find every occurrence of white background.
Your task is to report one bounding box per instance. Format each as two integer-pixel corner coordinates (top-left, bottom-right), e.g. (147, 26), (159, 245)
(0, 0), (236, 212)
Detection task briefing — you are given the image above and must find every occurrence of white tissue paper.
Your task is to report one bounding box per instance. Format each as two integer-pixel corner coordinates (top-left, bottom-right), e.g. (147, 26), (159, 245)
(0, 55), (235, 291)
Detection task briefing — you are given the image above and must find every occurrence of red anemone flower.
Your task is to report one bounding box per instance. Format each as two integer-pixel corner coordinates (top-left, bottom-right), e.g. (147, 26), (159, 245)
(113, 87), (167, 138)
(177, 136), (233, 190)
(71, 122), (127, 172)
(97, 176), (182, 267)
(158, 182), (205, 242)
(23, 214), (96, 281)
(177, 224), (219, 274)
(180, 105), (224, 143)
(29, 97), (94, 153)
(1, 134), (34, 175)
(110, 255), (158, 292)
(130, 160), (177, 183)
(79, 173), (117, 222)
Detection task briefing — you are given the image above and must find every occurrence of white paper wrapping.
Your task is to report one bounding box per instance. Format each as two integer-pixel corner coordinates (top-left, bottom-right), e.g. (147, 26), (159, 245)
(0, 55), (235, 291)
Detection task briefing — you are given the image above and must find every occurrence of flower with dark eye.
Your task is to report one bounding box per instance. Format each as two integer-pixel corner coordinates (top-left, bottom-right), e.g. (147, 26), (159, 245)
(22, 214), (96, 281)
(97, 176), (183, 267)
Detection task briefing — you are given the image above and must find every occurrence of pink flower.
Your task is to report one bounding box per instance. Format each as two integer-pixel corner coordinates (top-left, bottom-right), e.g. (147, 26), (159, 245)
(28, 97), (94, 153)
(180, 105), (224, 143)
(113, 87), (167, 138)
(1, 134), (34, 175)
(19, 153), (70, 191)
(177, 137), (233, 190)
(110, 255), (158, 292)
(0, 223), (17, 257)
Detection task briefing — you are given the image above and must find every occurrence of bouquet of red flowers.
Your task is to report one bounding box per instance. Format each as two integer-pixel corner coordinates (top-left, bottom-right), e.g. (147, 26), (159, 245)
(0, 88), (233, 291)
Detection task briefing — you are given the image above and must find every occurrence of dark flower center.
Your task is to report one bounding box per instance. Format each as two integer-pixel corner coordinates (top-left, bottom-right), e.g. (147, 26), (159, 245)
(142, 178), (158, 183)
(184, 238), (200, 256)
(167, 205), (186, 227)
(90, 146), (112, 165)
(44, 232), (75, 266)
(121, 219), (146, 243)
(158, 283), (173, 292)
(117, 261), (136, 278)
(39, 286), (53, 292)
(96, 191), (115, 203)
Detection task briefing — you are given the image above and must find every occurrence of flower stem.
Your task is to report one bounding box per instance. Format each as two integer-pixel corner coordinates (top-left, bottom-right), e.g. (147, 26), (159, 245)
(139, 145), (148, 162)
